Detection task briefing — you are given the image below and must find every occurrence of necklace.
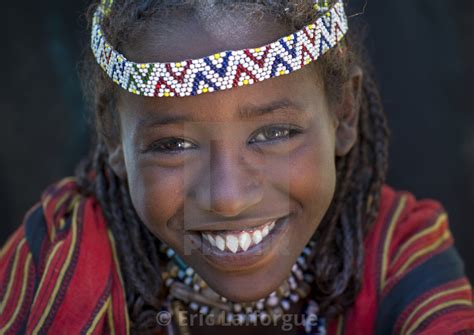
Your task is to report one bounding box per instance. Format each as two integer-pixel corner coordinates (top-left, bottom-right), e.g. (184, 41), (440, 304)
(159, 240), (326, 334)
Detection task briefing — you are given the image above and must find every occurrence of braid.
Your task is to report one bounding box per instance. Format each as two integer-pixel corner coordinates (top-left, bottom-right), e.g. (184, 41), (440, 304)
(77, 139), (166, 333)
(308, 66), (390, 317)
(76, 0), (390, 331)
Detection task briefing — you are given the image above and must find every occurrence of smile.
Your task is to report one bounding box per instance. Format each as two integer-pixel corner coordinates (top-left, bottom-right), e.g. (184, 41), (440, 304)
(201, 220), (276, 253)
(188, 215), (291, 271)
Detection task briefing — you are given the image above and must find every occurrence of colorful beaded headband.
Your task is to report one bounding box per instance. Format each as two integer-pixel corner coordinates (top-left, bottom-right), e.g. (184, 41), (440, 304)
(91, 0), (348, 97)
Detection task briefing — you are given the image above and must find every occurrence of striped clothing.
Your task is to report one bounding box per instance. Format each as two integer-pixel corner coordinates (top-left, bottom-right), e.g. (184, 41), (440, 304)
(1, 178), (473, 334)
(0, 178), (129, 334)
(326, 185), (474, 334)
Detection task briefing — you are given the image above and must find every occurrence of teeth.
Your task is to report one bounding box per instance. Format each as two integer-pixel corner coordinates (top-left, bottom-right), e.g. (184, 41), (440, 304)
(239, 232), (251, 251)
(201, 219), (278, 253)
(269, 221), (275, 230)
(215, 235), (226, 251)
(226, 235), (239, 253)
(207, 234), (216, 247)
(252, 230), (263, 245)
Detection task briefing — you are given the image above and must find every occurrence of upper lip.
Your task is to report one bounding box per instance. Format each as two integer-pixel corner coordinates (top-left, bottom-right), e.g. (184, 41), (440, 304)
(186, 215), (287, 232)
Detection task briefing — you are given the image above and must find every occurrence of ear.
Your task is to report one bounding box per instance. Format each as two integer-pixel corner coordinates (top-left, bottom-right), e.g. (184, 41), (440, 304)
(106, 141), (127, 180)
(335, 64), (363, 157)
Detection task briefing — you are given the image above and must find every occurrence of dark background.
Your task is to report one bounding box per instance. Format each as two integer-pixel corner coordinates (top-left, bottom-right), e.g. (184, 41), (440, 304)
(1, 1), (473, 282)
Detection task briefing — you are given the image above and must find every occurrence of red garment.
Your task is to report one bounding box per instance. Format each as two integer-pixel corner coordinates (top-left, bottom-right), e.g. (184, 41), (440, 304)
(326, 185), (474, 334)
(1, 178), (473, 334)
(0, 178), (129, 334)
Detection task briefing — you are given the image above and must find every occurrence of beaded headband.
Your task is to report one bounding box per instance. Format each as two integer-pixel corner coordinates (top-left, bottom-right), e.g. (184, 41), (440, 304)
(91, 0), (348, 97)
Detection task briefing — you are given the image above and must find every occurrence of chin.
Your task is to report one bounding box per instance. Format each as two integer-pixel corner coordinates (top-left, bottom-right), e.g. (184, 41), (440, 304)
(202, 265), (292, 303)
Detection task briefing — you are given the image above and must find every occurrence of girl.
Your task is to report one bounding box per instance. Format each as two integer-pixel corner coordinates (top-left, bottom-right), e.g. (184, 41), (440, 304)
(1, 0), (473, 334)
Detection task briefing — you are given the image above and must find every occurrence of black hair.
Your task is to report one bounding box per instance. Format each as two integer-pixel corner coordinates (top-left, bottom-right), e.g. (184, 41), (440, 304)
(76, 1), (390, 333)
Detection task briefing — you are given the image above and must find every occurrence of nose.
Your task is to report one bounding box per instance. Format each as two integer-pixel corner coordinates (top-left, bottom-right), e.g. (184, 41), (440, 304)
(191, 139), (264, 217)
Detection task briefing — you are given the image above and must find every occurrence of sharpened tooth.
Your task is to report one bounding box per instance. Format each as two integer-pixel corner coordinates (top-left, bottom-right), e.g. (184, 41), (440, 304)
(226, 235), (239, 253)
(239, 232), (251, 251)
(207, 234), (216, 247)
(204, 218), (282, 253)
(269, 220), (275, 230)
(252, 230), (263, 245)
(215, 235), (226, 251)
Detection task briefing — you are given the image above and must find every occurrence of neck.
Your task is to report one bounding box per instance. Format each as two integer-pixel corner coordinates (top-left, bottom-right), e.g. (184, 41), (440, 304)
(184, 297), (308, 335)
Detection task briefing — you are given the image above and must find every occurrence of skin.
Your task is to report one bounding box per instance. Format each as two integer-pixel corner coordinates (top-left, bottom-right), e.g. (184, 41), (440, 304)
(106, 10), (362, 334)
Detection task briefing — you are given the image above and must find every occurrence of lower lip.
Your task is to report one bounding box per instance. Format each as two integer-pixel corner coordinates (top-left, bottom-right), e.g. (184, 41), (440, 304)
(188, 215), (291, 272)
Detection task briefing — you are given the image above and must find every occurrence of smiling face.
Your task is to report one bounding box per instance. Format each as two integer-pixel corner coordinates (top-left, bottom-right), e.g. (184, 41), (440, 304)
(107, 10), (360, 303)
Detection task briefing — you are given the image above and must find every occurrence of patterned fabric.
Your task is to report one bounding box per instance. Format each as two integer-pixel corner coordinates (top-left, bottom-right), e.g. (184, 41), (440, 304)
(326, 186), (474, 335)
(0, 178), (129, 334)
(1, 178), (473, 334)
(91, 0), (348, 97)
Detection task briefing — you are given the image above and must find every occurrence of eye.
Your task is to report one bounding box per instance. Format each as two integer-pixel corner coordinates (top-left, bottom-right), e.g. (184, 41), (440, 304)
(249, 125), (301, 144)
(147, 138), (197, 153)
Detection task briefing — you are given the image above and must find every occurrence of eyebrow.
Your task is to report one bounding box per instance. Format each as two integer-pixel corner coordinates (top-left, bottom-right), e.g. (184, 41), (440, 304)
(137, 98), (306, 129)
(238, 99), (306, 119)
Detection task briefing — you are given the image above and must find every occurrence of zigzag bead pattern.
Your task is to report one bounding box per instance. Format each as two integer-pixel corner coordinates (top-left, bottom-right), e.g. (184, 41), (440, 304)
(91, 0), (348, 98)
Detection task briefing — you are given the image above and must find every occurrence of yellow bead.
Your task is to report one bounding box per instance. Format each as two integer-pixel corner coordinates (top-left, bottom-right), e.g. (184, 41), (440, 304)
(203, 87), (209, 93)
(176, 62), (182, 68)
(243, 79), (249, 85)
(140, 64), (146, 69)
(214, 53), (221, 60)
(164, 92), (170, 97)
(255, 48), (261, 53)
(285, 36), (293, 42)
(279, 70), (285, 76)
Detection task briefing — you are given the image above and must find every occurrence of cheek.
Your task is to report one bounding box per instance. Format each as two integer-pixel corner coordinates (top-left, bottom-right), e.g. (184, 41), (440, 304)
(126, 159), (186, 240)
(121, 127), (186, 239)
(286, 128), (337, 227)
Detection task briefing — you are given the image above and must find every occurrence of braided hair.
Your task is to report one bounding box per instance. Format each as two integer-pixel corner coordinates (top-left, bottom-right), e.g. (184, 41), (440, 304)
(76, 0), (390, 333)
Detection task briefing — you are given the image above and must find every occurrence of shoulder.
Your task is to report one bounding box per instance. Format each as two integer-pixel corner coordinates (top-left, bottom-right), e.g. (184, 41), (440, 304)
(0, 204), (38, 333)
(0, 178), (84, 332)
(369, 185), (453, 295)
(2, 178), (92, 275)
(370, 185), (474, 334)
(0, 177), (125, 334)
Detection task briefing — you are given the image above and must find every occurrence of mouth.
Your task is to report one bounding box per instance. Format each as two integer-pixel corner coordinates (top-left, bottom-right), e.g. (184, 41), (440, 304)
(201, 219), (276, 253)
(187, 215), (291, 271)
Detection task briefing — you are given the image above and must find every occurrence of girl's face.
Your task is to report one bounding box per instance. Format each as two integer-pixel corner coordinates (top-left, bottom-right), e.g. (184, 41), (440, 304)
(110, 14), (359, 302)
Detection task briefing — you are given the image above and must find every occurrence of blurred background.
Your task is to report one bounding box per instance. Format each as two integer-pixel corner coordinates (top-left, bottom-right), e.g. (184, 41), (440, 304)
(0, 0), (473, 282)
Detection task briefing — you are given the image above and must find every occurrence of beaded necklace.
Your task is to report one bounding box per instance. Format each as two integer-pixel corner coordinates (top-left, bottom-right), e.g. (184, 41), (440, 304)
(159, 240), (326, 334)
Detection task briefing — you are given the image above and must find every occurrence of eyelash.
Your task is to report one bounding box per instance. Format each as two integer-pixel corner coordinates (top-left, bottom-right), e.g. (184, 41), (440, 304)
(146, 124), (302, 154)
